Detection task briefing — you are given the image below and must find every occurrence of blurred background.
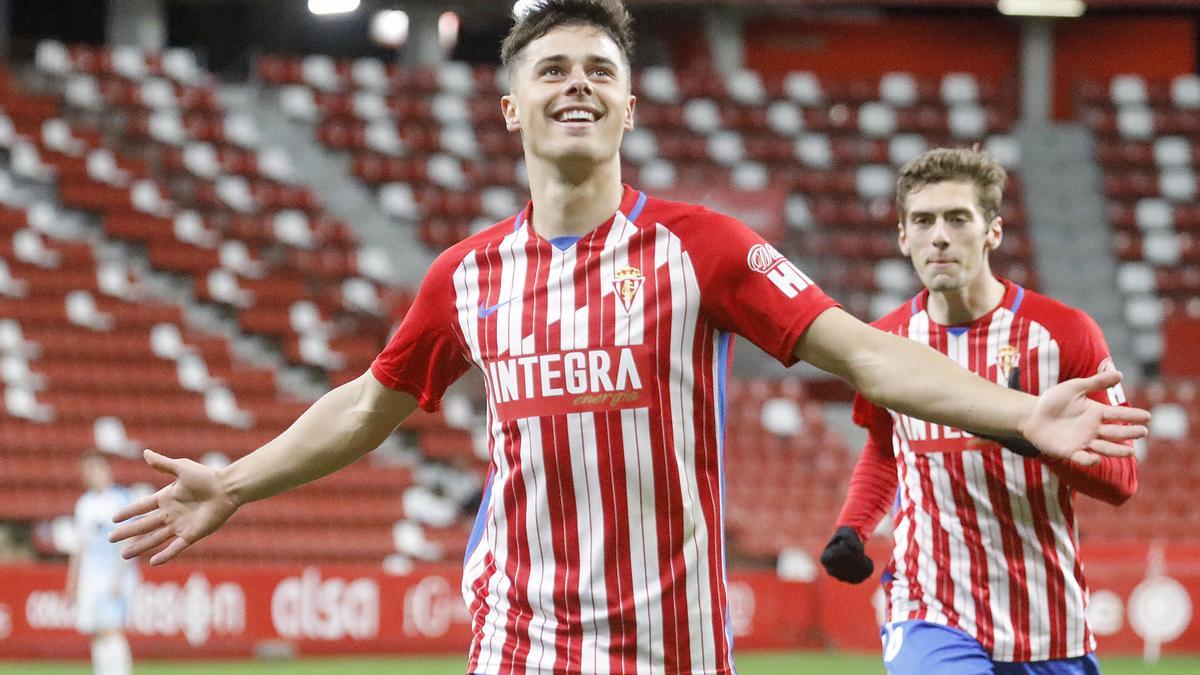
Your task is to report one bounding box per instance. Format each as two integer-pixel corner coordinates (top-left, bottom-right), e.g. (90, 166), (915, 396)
(0, 0), (1197, 672)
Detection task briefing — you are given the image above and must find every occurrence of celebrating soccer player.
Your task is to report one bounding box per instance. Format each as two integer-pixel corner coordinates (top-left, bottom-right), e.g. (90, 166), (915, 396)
(112, 3), (1147, 673)
(820, 147), (1137, 675)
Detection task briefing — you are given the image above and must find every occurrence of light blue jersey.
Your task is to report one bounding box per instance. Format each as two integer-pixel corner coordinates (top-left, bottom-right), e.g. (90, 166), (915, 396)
(74, 485), (138, 633)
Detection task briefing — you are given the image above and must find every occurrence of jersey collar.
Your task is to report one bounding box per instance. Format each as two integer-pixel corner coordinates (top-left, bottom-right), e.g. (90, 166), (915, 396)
(911, 276), (1025, 330)
(513, 184), (646, 243)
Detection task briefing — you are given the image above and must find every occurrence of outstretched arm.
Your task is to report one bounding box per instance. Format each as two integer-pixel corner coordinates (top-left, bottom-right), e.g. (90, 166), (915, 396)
(793, 308), (1149, 466)
(110, 372), (418, 564)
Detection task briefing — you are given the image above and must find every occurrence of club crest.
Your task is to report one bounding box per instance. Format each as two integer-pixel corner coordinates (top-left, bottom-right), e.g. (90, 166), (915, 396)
(613, 266), (644, 312)
(997, 345), (1020, 381)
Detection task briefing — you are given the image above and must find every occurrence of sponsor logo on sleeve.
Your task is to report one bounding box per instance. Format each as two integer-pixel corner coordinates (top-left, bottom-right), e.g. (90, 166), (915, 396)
(1098, 356), (1127, 404)
(747, 243), (813, 298)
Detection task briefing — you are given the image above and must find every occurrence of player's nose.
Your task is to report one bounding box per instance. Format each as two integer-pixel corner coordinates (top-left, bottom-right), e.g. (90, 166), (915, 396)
(930, 219), (952, 245)
(564, 66), (594, 97)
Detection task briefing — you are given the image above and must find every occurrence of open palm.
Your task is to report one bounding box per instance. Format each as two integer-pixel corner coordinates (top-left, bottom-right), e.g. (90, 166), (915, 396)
(1023, 370), (1149, 466)
(109, 449), (239, 565)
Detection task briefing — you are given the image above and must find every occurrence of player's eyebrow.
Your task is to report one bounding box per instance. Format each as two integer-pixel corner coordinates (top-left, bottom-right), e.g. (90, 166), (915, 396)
(532, 54), (621, 71)
(910, 207), (974, 219)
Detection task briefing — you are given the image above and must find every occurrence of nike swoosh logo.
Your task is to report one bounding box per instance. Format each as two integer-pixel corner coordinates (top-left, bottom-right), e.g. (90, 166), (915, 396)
(479, 296), (519, 318)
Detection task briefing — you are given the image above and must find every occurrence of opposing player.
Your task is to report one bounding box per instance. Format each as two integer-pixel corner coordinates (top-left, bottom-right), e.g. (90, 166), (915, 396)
(67, 451), (137, 675)
(820, 147), (1137, 675)
(111, 3), (1147, 673)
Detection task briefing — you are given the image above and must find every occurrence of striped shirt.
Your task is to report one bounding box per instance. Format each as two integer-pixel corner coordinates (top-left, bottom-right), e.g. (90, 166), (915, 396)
(372, 185), (837, 674)
(853, 279), (1129, 662)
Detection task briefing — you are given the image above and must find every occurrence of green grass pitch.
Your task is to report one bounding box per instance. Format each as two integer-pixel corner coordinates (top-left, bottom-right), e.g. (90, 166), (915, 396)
(2, 652), (1198, 674)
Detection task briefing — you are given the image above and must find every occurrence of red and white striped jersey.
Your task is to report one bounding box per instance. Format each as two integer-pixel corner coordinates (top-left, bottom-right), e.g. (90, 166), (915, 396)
(372, 185), (837, 674)
(853, 279), (1130, 662)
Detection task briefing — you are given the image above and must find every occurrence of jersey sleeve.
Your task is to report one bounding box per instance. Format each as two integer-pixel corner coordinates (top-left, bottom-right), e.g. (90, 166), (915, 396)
(684, 210), (838, 366)
(1043, 308), (1139, 504)
(836, 394), (899, 541)
(370, 251), (471, 412)
(1058, 308), (1126, 403)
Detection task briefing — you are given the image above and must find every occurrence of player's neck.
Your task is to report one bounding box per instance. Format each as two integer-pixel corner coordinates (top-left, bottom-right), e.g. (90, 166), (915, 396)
(927, 273), (1006, 326)
(526, 156), (624, 239)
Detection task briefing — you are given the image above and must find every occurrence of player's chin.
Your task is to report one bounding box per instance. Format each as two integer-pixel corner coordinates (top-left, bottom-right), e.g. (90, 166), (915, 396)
(546, 143), (611, 165)
(925, 274), (964, 292)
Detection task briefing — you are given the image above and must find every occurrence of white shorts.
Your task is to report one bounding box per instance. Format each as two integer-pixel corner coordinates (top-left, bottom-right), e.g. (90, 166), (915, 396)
(75, 589), (127, 634)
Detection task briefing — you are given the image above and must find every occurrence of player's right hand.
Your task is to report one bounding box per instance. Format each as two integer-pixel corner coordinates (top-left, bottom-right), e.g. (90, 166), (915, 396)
(820, 526), (874, 584)
(109, 449), (239, 566)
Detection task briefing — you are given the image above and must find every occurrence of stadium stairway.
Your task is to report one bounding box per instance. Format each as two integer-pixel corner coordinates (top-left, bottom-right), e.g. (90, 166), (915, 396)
(1015, 122), (1137, 379)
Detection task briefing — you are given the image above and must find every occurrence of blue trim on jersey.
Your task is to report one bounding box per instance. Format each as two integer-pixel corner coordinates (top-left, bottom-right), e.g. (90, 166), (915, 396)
(1011, 285), (1025, 314)
(549, 235), (582, 250)
(627, 191), (647, 224)
(911, 296), (920, 316)
(513, 191), (645, 236)
(715, 331), (737, 671)
(463, 469), (495, 566)
(947, 326), (969, 337)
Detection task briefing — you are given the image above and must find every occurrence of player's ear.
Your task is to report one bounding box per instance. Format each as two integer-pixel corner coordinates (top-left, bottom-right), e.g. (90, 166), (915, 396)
(984, 216), (1003, 251)
(623, 94), (637, 131)
(897, 221), (910, 256)
(501, 94), (521, 132)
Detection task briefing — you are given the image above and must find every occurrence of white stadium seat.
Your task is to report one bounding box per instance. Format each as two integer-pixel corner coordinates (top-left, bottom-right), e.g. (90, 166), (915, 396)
(640, 66), (680, 104)
(889, 134), (927, 166)
(858, 102), (897, 138)
(707, 130), (744, 166)
(880, 72), (917, 107)
(949, 104), (986, 139)
(1159, 168), (1197, 202)
(1170, 74), (1200, 109)
(731, 161), (768, 191)
(1153, 136), (1192, 167)
(941, 73), (979, 105)
(783, 71), (823, 106)
(1116, 262), (1156, 294)
(1135, 198), (1174, 230)
(1110, 74), (1148, 106)
(794, 133), (832, 169)
(766, 101), (803, 137)
(352, 58), (389, 91)
(1116, 106), (1154, 140)
(620, 128), (658, 164)
(726, 69), (766, 106)
(683, 98), (721, 135)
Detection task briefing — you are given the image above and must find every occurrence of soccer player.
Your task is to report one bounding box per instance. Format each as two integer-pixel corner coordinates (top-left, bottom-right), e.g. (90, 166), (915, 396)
(819, 147), (1137, 675)
(67, 451), (137, 675)
(111, 3), (1147, 673)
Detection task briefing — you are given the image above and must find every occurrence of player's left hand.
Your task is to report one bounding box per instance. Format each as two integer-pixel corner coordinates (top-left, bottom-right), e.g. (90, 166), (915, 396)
(109, 449), (239, 565)
(1022, 369), (1149, 466)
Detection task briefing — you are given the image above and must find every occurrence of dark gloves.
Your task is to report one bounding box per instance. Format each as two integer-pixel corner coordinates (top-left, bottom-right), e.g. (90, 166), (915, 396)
(820, 525), (874, 584)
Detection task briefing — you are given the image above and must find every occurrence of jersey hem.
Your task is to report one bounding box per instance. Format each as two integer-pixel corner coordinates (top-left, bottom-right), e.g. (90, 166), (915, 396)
(368, 362), (441, 412)
(776, 300), (839, 367)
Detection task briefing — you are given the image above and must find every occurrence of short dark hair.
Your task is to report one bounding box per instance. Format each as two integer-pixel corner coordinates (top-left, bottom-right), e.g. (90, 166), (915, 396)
(500, 0), (634, 71)
(80, 450), (110, 465)
(896, 147), (1007, 223)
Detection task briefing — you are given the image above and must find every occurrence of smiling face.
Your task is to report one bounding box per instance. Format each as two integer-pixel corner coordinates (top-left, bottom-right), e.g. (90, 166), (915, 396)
(501, 24), (636, 169)
(898, 180), (1003, 293)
